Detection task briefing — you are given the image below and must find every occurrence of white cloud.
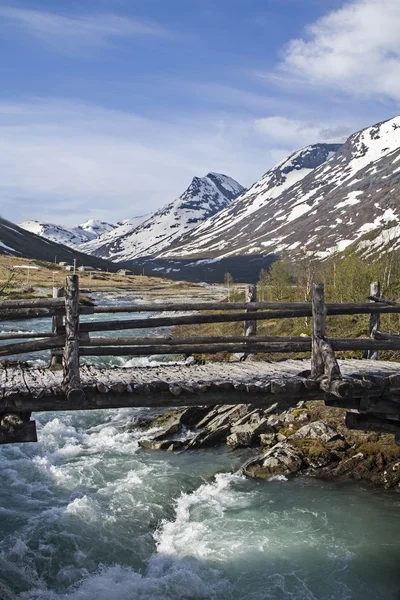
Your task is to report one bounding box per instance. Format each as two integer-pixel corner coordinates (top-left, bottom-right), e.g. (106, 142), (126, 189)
(0, 7), (169, 54)
(254, 116), (350, 145)
(279, 0), (400, 101)
(0, 99), (348, 227)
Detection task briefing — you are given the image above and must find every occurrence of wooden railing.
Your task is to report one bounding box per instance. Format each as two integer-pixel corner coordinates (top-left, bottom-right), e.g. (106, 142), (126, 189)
(0, 276), (400, 402)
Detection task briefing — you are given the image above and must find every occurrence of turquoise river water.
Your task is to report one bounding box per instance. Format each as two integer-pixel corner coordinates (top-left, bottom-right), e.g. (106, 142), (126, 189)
(0, 292), (399, 599)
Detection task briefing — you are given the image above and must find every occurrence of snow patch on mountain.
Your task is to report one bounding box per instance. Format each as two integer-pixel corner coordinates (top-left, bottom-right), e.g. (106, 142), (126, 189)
(19, 219), (116, 249)
(83, 173), (245, 261)
(157, 117), (400, 262)
(161, 143), (342, 259)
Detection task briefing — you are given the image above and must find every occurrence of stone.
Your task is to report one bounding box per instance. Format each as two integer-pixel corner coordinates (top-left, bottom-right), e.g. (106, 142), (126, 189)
(259, 433), (279, 448)
(186, 425), (230, 449)
(139, 439), (184, 451)
(204, 404), (250, 432)
(178, 406), (210, 428)
(290, 421), (343, 444)
(242, 442), (305, 480)
(298, 412), (310, 422)
(196, 405), (235, 429)
(284, 413), (295, 423)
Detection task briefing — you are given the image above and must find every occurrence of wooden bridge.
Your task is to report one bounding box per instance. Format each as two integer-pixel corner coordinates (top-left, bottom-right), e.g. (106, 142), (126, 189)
(1, 276), (400, 444)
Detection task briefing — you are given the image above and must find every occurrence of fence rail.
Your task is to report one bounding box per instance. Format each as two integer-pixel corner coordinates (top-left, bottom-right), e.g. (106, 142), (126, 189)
(0, 276), (399, 402)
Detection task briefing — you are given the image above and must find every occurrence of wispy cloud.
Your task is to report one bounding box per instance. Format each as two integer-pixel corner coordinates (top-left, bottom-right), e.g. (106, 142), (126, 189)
(276, 0), (400, 102)
(254, 116), (351, 145)
(0, 6), (170, 54)
(0, 98), (350, 226)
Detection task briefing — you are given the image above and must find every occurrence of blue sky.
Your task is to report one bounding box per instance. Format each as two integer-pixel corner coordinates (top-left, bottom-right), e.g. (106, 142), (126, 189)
(1, 0), (399, 226)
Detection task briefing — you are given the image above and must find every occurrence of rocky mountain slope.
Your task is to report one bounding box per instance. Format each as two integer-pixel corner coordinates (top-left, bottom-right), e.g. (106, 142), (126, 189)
(0, 216), (121, 271)
(80, 215), (150, 256)
(160, 117), (400, 261)
(19, 219), (116, 248)
(81, 172), (245, 261)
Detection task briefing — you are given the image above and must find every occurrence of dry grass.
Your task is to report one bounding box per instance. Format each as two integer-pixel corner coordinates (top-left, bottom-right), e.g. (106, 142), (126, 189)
(0, 255), (207, 299)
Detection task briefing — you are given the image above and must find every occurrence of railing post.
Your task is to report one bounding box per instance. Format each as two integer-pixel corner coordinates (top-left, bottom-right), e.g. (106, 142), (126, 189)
(368, 281), (381, 360)
(311, 283), (326, 379)
(62, 275), (84, 403)
(244, 284), (257, 337)
(50, 286), (64, 369)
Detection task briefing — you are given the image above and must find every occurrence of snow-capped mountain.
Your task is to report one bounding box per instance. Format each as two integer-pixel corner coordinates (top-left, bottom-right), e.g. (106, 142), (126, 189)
(79, 219), (116, 239)
(160, 144), (341, 259)
(79, 215), (150, 255)
(82, 172), (245, 261)
(19, 219), (116, 248)
(160, 117), (400, 261)
(0, 216), (121, 271)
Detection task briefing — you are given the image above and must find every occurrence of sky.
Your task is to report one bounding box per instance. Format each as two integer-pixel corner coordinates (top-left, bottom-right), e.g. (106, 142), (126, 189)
(1, 0), (399, 227)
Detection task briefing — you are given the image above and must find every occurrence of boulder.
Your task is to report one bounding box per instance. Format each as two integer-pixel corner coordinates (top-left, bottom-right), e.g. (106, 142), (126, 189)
(290, 420), (343, 444)
(203, 404), (250, 432)
(186, 425), (230, 449)
(196, 405), (236, 429)
(227, 416), (275, 449)
(242, 442), (305, 480)
(259, 432), (286, 448)
(139, 439), (184, 451)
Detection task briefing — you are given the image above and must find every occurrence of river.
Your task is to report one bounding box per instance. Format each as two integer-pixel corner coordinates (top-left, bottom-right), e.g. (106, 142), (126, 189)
(0, 292), (399, 599)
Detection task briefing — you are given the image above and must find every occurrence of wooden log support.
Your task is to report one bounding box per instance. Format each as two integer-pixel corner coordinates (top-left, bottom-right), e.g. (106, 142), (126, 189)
(367, 281), (381, 360)
(239, 285), (258, 361)
(62, 276), (84, 404)
(244, 285), (257, 337)
(345, 412), (400, 435)
(92, 300), (400, 314)
(0, 298), (65, 309)
(51, 287), (64, 369)
(0, 336), (66, 357)
(311, 283), (326, 379)
(81, 335), (312, 346)
(0, 413), (37, 444)
(316, 337), (341, 380)
(78, 342), (314, 356)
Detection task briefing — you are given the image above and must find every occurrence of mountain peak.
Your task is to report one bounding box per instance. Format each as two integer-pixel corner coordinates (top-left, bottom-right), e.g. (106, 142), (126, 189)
(79, 172), (245, 261)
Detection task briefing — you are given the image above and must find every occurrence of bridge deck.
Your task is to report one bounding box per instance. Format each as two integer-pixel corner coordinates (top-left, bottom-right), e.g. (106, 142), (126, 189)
(1, 358), (399, 413)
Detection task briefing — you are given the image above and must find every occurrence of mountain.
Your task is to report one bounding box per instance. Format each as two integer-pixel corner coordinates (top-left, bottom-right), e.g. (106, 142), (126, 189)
(19, 219), (116, 248)
(159, 118), (400, 262)
(81, 172), (245, 261)
(79, 215), (150, 256)
(0, 216), (121, 271)
(159, 143), (342, 260)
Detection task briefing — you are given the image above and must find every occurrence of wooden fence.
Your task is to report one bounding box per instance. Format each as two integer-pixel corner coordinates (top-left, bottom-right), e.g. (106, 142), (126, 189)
(0, 276), (400, 403)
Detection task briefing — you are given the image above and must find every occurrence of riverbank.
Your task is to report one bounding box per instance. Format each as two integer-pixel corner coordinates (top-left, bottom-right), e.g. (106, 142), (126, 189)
(137, 397), (400, 489)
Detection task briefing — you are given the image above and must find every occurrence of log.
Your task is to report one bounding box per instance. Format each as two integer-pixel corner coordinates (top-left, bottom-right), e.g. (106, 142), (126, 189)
(311, 283), (326, 379)
(62, 276), (84, 403)
(331, 339), (400, 351)
(91, 301), (400, 314)
(367, 295), (398, 305)
(345, 412), (400, 435)
(244, 285), (257, 337)
(78, 342), (313, 356)
(51, 287), (64, 368)
(0, 419), (37, 443)
(316, 336), (341, 380)
(320, 377), (353, 399)
(0, 332), (56, 340)
(0, 336), (66, 357)
(374, 331), (400, 341)
(0, 298), (65, 309)
(60, 309), (314, 334)
(367, 281), (380, 360)
(0, 306), (94, 322)
(0, 388), (323, 413)
(81, 334), (312, 346)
